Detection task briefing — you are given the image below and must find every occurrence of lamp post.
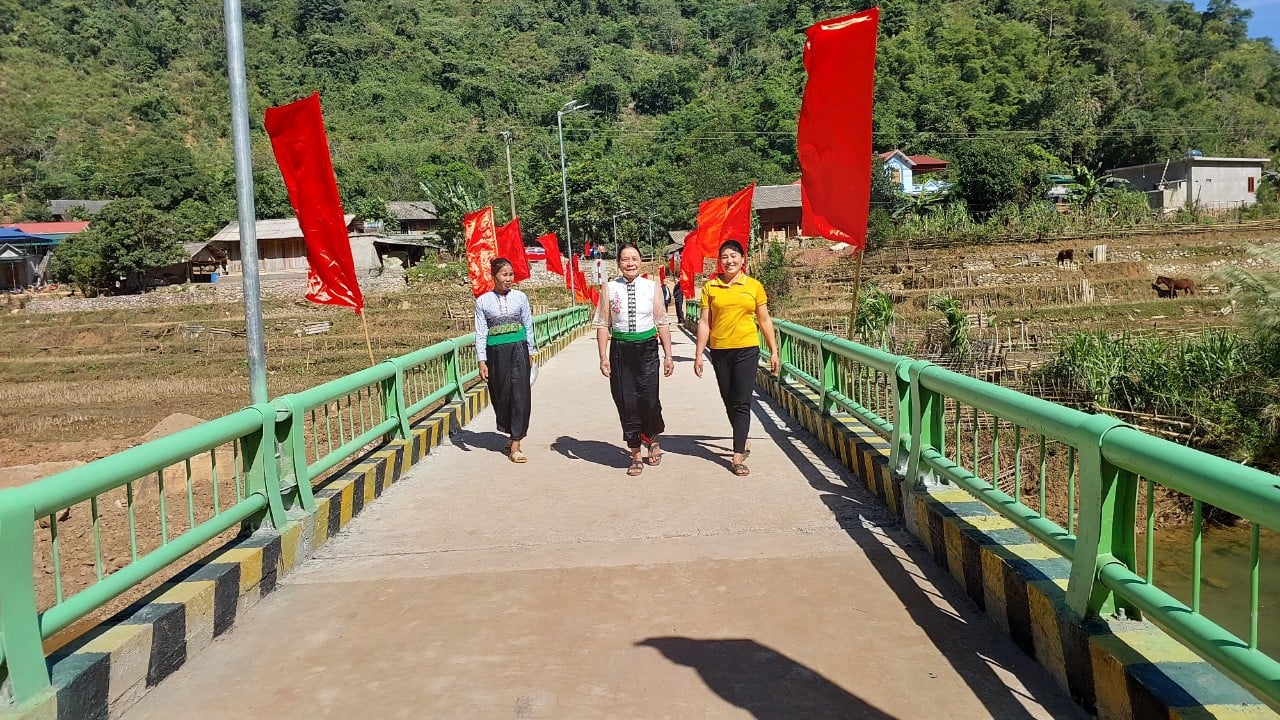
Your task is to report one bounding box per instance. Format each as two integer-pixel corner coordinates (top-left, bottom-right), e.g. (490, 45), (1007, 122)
(611, 209), (630, 247)
(500, 130), (517, 222)
(557, 100), (589, 302)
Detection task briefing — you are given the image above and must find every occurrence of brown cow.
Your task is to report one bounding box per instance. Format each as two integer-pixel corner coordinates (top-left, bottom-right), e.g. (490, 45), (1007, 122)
(1155, 275), (1196, 297)
(1056, 248), (1074, 266)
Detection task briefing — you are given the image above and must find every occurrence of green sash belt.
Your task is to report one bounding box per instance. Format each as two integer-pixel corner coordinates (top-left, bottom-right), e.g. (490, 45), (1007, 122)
(487, 329), (527, 347)
(610, 328), (657, 342)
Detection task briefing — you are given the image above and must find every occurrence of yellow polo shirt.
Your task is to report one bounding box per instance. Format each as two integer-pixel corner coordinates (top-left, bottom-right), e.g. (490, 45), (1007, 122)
(700, 274), (768, 349)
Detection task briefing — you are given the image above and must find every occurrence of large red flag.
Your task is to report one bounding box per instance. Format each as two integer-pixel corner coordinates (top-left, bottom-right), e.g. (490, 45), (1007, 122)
(463, 206), (498, 297)
(679, 228), (703, 299)
(536, 232), (564, 276)
(799, 8), (879, 250)
(495, 216), (530, 282)
(264, 92), (364, 314)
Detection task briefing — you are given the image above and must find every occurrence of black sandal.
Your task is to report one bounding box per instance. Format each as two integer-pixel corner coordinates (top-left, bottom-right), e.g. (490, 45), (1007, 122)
(731, 463), (750, 476)
(627, 459), (645, 476)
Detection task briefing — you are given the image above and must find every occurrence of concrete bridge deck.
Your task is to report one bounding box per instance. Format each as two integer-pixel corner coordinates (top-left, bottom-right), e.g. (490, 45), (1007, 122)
(121, 332), (1086, 719)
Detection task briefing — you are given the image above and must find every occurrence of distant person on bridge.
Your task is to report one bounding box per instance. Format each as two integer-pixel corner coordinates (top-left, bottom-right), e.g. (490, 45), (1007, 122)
(693, 239), (780, 476)
(595, 243), (675, 476)
(475, 257), (536, 463)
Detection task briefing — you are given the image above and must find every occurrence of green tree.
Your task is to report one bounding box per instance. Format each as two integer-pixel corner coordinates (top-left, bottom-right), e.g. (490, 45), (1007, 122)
(48, 197), (185, 295)
(952, 139), (1026, 217)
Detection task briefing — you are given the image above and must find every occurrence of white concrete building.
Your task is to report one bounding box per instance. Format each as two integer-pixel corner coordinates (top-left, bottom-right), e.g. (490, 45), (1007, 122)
(1106, 156), (1270, 213)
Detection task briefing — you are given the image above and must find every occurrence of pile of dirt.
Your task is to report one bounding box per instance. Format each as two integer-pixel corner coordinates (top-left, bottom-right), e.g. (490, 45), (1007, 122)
(140, 413), (207, 443)
(0, 460), (84, 490)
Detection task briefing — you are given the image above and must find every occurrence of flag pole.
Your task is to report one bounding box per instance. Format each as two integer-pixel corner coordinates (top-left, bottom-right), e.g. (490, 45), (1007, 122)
(360, 312), (375, 366)
(847, 247), (864, 341)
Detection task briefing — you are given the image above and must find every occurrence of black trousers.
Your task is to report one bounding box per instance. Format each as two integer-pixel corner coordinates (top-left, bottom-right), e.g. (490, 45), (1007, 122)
(487, 341), (531, 440)
(709, 346), (758, 455)
(610, 337), (665, 449)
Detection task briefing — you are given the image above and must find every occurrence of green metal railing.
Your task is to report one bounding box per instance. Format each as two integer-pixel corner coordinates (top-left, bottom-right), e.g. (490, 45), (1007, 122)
(685, 303), (1280, 706)
(0, 305), (590, 708)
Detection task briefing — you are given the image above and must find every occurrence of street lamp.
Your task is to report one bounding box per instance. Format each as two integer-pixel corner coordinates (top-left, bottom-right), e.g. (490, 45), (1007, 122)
(499, 130), (516, 222)
(612, 209), (631, 246)
(557, 100), (589, 302)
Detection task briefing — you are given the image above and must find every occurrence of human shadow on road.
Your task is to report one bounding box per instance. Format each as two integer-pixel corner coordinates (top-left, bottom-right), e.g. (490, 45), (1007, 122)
(745, 397), (1080, 720)
(552, 435), (631, 469)
(636, 636), (898, 720)
(449, 428), (509, 454)
(650, 433), (735, 467)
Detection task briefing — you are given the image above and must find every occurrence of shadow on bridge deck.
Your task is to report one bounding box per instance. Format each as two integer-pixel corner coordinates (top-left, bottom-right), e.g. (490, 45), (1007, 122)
(119, 331), (1085, 720)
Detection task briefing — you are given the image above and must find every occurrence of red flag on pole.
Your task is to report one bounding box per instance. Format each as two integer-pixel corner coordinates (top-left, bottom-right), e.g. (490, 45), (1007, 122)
(463, 206), (499, 297)
(495, 216), (530, 282)
(536, 232), (564, 276)
(264, 92), (364, 314)
(679, 183), (756, 293)
(678, 227), (703, 299)
(799, 8), (879, 250)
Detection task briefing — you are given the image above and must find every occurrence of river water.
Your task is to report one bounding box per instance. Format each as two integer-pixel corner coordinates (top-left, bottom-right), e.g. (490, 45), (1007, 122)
(1137, 523), (1280, 655)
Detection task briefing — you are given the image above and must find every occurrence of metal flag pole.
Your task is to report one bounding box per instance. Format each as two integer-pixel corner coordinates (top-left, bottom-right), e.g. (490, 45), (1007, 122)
(501, 130), (517, 222)
(222, 0), (268, 403)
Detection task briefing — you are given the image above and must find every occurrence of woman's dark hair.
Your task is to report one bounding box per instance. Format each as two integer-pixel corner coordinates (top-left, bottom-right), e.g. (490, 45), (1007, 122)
(618, 242), (641, 258)
(718, 240), (745, 257)
(490, 257), (513, 276)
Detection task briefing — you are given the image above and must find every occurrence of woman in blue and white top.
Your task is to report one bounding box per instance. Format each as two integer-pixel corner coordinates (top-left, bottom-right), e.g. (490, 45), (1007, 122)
(594, 243), (675, 476)
(475, 257), (536, 463)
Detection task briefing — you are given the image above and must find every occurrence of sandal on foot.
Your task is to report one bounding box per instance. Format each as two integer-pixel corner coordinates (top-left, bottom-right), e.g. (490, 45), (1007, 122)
(731, 463), (750, 476)
(644, 444), (663, 466)
(509, 450), (528, 464)
(627, 459), (645, 476)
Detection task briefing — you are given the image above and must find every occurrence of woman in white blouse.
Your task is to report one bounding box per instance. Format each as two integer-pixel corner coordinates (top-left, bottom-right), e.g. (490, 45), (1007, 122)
(594, 243), (675, 476)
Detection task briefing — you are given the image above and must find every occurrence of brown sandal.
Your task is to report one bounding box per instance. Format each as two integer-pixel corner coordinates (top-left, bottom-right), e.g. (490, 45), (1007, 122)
(644, 443), (662, 466)
(731, 463), (750, 476)
(627, 459), (645, 476)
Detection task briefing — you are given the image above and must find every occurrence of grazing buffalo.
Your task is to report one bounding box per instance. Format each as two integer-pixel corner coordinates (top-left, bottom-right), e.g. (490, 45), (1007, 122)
(1155, 275), (1196, 297)
(1152, 282), (1174, 299)
(1056, 248), (1075, 266)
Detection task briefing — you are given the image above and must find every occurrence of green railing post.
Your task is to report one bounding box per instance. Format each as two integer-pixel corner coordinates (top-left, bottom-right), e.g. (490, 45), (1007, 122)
(382, 361), (411, 440)
(778, 330), (793, 383)
(905, 360), (942, 487)
(445, 340), (462, 401)
(273, 398), (315, 512)
(889, 359), (914, 475)
(0, 500), (51, 707)
(1067, 415), (1137, 618)
(244, 404), (289, 530)
(819, 339), (837, 415)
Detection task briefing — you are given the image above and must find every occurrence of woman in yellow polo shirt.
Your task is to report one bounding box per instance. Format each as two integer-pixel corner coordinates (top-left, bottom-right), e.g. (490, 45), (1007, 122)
(693, 239), (780, 476)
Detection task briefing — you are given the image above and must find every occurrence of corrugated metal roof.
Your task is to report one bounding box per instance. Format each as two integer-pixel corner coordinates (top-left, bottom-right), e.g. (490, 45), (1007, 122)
(209, 215), (356, 243)
(386, 201), (438, 220)
(47, 200), (112, 218)
(753, 184), (801, 210)
(4, 221), (90, 235)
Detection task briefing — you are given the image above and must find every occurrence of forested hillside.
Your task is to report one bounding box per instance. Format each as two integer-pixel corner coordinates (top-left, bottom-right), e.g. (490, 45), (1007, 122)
(2, 0), (1279, 244)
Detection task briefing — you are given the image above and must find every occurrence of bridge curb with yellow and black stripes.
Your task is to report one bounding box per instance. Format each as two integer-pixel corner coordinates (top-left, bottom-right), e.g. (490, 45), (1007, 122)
(756, 369), (1275, 720)
(20, 326), (589, 720)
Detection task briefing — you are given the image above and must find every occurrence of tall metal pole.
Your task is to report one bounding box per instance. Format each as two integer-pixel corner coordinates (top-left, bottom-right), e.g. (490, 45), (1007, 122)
(557, 109), (576, 304)
(223, 0), (268, 403)
(612, 214), (618, 245)
(501, 130), (517, 222)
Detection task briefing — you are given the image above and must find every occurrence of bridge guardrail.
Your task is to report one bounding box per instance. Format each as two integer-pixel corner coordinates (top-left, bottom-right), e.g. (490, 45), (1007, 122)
(684, 302), (1280, 705)
(0, 305), (590, 708)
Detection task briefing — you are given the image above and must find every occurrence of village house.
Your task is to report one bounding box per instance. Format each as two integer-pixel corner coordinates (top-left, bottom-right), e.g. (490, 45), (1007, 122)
(46, 199), (112, 221)
(1105, 155), (1271, 213)
(0, 221), (90, 290)
(753, 183), (802, 241)
(386, 201), (439, 235)
(879, 150), (951, 196)
(209, 215), (358, 272)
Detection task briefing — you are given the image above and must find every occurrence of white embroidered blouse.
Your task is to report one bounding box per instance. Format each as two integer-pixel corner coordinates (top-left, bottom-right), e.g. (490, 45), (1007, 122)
(592, 276), (668, 334)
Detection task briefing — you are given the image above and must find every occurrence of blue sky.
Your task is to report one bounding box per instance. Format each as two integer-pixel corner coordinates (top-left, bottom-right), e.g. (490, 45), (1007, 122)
(1195, 0), (1280, 41)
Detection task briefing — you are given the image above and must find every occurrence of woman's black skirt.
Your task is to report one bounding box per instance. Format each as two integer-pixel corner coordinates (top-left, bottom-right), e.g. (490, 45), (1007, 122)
(609, 337), (664, 448)
(487, 340), (531, 440)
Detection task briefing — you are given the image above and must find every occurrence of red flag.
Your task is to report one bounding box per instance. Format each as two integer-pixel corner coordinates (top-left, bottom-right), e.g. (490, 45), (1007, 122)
(264, 92), (364, 314)
(658, 266), (666, 284)
(799, 8), (879, 250)
(679, 228), (703, 299)
(536, 232), (564, 276)
(495, 217), (530, 282)
(463, 206), (498, 297)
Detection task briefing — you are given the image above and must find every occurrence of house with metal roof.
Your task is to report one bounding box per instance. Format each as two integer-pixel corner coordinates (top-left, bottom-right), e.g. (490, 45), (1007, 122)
(1105, 155), (1271, 213)
(46, 200), (113, 221)
(879, 150), (951, 196)
(208, 216), (357, 272)
(386, 201), (439, 234)
(753, 183), (803, 241)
